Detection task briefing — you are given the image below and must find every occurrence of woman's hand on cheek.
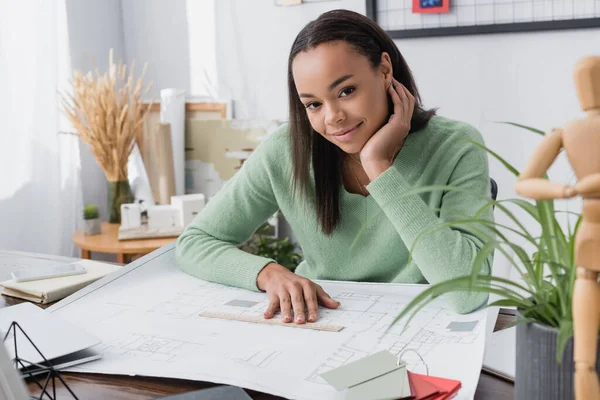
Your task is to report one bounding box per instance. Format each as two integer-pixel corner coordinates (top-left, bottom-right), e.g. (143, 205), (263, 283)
(360, 78), (415, 181)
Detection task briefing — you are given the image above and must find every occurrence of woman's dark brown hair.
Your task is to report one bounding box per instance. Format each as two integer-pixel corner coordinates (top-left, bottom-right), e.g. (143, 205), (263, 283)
(288, 9), (436, 235)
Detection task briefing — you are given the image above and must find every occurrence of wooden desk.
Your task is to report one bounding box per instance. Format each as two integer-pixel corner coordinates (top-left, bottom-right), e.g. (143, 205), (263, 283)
(0, 250), (515, 399)
(72, 222), (176, 264)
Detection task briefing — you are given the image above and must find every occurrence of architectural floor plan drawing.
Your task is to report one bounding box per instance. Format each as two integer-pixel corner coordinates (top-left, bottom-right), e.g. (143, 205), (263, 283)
(99, 333), (204, 363)
(48, 246), (488, 400)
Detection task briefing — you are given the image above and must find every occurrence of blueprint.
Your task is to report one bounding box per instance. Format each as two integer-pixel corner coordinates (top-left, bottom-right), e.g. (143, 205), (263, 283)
(48, 246), (487, 400)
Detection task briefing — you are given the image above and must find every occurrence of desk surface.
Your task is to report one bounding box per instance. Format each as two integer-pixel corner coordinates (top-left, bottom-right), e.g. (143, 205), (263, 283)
(0, 249), (515, 400)
(72, 223), (176, 255)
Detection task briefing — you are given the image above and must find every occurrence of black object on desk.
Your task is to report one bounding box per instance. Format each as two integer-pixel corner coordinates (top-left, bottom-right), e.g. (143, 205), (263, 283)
(3, 321), (79, 399)
(157, 385), (252, 399)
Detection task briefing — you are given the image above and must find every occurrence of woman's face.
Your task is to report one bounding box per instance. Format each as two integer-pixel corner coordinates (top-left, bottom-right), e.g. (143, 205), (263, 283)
(292, 40), (392, 155)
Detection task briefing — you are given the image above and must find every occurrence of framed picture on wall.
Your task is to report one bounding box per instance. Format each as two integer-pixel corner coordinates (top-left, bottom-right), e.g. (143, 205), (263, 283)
(413, 0), (450, 14)
(366, 0), (600, 39)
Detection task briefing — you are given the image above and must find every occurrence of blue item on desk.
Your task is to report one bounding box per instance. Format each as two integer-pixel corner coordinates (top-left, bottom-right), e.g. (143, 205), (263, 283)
(156, 385), (252, 399)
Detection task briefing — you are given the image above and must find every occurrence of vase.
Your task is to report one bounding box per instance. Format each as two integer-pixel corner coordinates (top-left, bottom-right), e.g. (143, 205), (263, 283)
(515, 321), (600, 399)
(83, 218), (101, 236)
(107, 180), (134, 224)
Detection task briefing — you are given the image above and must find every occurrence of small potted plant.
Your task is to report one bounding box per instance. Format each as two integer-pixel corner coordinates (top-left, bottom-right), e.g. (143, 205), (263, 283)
(83, 204), (101, 236)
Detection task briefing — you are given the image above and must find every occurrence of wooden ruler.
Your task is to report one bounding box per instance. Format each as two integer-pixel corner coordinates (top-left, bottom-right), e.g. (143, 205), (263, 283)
(199, 311), (344, 332)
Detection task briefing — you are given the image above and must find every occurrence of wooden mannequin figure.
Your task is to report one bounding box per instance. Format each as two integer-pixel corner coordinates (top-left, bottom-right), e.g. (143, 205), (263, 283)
(515, 56), (600, 400)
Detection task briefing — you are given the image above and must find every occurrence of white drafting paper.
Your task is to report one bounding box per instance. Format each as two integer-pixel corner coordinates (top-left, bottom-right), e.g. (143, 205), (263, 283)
(48, 246), (487, 400)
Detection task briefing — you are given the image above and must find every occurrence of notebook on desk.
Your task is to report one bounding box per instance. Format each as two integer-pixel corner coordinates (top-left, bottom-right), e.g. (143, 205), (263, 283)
(0, 259), (121, 304)
(482, 325), (516, 382)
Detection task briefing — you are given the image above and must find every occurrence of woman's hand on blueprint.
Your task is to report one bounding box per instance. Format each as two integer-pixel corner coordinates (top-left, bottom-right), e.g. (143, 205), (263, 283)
(257, 262), (340, 324)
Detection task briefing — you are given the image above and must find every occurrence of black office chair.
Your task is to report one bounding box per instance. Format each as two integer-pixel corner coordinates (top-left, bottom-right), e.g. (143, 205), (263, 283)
(490, 178), (498, 201)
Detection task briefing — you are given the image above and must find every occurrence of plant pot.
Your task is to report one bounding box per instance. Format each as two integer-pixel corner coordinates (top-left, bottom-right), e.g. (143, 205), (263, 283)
(107, 180), (134, 223)
(515, 320), (600, 400)
(83, 219), (101, 236)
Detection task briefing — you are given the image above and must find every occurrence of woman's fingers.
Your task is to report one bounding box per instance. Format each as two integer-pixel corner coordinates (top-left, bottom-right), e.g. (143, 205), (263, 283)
(399, 82), (415, 118)
(290, 285), (306, 324)
(392, 79), (410, 116)
(303, 284), (319, 322)
(279, 292), (293, 323)
(388, 78), (403, 116)
(264, 295), (279, 319)
(260, 273), (340, 324)
(316, 285), (341, 309)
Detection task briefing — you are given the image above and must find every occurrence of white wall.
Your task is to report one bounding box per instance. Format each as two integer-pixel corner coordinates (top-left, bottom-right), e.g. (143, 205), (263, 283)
(65, 0), (126, 241)
(214, 0), (366, 120)
(120, 0), (366, 113)
(120, 0), (193, 99)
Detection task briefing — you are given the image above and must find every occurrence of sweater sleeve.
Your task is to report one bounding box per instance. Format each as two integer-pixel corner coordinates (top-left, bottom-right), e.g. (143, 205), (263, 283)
(366, 127), (494, 314)
(175, 128), (285, 291)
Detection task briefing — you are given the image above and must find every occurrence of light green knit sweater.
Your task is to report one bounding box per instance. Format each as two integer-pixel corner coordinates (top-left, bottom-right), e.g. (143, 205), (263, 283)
(176, 116), (494, 313)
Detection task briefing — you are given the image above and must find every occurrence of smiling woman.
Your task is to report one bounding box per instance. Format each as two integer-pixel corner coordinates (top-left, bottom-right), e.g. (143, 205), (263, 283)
(176, 9), (495, 325)
(288, 12), (436, 234)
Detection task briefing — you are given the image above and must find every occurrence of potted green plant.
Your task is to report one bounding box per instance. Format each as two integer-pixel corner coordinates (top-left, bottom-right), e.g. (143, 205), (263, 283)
(240, 220), (303, 270)
(83, 204), (101, 236)
(390, 123), (599, 400)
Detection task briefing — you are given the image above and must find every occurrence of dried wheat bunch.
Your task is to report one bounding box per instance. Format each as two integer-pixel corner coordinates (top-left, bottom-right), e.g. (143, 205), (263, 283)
(62, 49), (153, 182)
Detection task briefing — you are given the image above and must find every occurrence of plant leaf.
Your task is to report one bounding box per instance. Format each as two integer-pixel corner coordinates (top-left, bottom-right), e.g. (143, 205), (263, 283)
(350, 221), (368, 250)
(568, 215), (583, 299)
(536, 199), (569, 318)
(556, 319), (573, 364)
(507, 198), (540, 221)
(488, 299), (523, 308)
(388, 275), (533, 331)
(460, 138), (520, 177)
(470, 240), (497, 283)
(485, 201), (532, 238)
(388, 184), (471, 200)
(496, 121), (545, 136)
